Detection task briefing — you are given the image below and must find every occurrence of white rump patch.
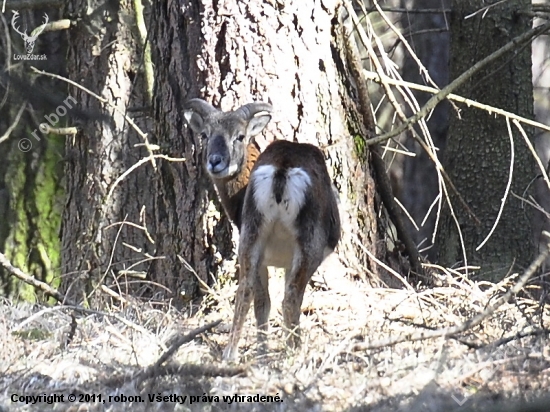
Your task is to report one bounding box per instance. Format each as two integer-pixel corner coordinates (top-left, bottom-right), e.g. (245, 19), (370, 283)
(251, 165), (311, 227)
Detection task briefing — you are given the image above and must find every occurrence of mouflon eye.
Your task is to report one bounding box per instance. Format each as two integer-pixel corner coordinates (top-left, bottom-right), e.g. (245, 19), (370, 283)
(236, 134), (245, 142)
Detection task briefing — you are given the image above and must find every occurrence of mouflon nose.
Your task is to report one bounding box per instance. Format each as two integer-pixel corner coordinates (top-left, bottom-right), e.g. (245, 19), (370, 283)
(209, 154), (222, 169)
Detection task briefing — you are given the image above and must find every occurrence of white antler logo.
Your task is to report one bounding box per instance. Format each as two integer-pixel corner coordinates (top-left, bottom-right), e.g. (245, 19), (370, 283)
(11, 11), (48, 54)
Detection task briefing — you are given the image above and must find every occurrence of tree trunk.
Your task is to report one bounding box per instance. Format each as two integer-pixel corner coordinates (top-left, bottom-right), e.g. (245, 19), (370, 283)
(150, 0), (385, 299)
(60, 0), (155, 303)
(0, 8), (65, 300)
(438, 0), (535, 280)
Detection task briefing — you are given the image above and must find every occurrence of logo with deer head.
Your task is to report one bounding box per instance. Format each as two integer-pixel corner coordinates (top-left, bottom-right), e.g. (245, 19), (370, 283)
(11, 11), (48, 54)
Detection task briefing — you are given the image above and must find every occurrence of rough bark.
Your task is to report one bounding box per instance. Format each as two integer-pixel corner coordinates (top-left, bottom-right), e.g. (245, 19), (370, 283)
(150, 0), (385, 299)
(61, 0), (155, 303)
(437, 0), (535, 280)
(0, 9), (65, 300)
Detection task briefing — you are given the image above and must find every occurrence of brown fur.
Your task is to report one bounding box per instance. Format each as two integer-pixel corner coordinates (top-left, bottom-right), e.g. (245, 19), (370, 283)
(213, 143), (261, 229)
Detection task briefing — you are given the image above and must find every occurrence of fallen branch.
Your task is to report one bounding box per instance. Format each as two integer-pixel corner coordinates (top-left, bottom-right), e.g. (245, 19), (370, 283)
(104, 362), (245, 388)
(459, 327), (550, 350)
(352, 232), (550, 351)
(135, 319), (223, 385)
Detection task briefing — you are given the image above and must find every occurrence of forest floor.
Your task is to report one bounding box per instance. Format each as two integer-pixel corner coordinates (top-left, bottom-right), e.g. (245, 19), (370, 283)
(1, 255), (550, 412)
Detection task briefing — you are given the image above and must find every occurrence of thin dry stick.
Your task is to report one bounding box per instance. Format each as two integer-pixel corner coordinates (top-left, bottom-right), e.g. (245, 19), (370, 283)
(348, 1), (475, 273)
(511, 192), (550, 220)
(38, 124), (78, 135)
(0, 103), (26, 144)
(464, 0), (509, 20)
(358, 2), (448, 150)
(0, 251), (158, 343)
(342, 8), (423, 275)
(29, 66), (157, 169)
(133, 0), (154, 103)
(370, 0), (444, 97)
(135, 319), (223, 384)
(12, 305), (68, 331)
(367, 19), (550, 146)
(352, 234), (414, 291)
(106, 154), (185, 202)
(394, 197), (420, 231)
(513, 119), (550, 192)
(91, 215), (130, 301)
(362, 70), (550, 135)
(104, 220), (155, 244)
(62, 304), (161, 346)
(365, 6), (450, 14)
(475, 118), (515, 251)
(353, 232), (550, 351)
(420, 193), (440, 227)
(0, 251), (65, 302)
(30, 19), (71, 35)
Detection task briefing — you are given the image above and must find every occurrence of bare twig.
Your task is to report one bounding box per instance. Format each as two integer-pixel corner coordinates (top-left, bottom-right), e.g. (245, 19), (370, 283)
(0, 251), (65, 302)
(369, 1), (443, 94)
(368, 20), (550, 146)
(475, 118), (515, 251)
(464, 0), (509, 20)
(31, 19), (72, 36)
(106, 154), (185, 202)
(0, 103), (26, 144)
(461, 327), (550, 350)
(362, 70), (550, 135)
(29, 66), (157, 169)
(153, 320), (221, 368)
(38, 123), (78, 135)
(353, 232), (550, 351)
(513, 119), (550, 192)
(134, 319), (223, 384)
(133, 0), (154, 103)
(344, 0), (423, 275)
(0, 251), (158, 342)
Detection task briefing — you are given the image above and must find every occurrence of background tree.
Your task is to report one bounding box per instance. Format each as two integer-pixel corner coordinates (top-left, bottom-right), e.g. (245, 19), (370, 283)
(59, 0), (155, 303)
(437, 0), (536, 280)
(0, 5), (66, 300)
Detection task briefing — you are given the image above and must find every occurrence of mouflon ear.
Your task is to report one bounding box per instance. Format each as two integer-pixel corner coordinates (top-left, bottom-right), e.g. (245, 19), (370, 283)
(246, 113), (272, 137)
(234, 102), (273, 138)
